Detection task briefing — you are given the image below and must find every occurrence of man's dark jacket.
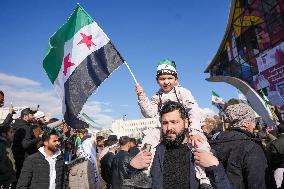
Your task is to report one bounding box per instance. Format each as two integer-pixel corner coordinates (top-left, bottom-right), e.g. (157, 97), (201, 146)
(111, 150), (139, 189)
(266, 133), (284, 171)
(12, 119), (40, 173)
(129, 147), (140, 157)
(0, 136), (16, 185)
(2, 113), (13, 126)
(12, 119), (40, 155)
(16, 151), (65, 189)
(210, 127), (268, 189)
(151, 143), (232, 189)
(101, 151), (115, 186)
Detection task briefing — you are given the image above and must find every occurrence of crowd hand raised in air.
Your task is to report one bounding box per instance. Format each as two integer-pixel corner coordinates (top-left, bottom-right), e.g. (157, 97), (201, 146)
(9, 103), (15, 114)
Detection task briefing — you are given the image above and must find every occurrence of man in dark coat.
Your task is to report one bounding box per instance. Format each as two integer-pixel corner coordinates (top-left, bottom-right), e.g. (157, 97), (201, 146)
(0, 123), (16, 189)
(266, 123), (284, 188)
(100, 139), (119, 188)
(12, 108), (41, 180)
(16, 128), (65, 189)
(151, 101), (232, 189)
(111, 136), (137, 189)
(129, 138), (140, 157)
(211, 103), (269, 189)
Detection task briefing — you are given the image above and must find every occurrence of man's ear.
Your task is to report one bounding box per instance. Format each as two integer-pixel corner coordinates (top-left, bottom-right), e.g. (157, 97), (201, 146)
(126, 142), (130, 149)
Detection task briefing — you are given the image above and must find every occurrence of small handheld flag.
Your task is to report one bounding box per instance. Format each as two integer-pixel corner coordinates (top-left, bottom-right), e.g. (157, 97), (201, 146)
(212, 91), (225, 111)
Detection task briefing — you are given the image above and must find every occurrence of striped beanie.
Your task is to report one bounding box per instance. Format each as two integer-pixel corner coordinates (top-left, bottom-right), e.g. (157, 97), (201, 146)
(156, 59), (177, 76)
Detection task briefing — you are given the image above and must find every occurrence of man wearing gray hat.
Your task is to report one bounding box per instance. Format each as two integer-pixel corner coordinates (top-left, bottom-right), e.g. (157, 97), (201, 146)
(211, 103), (269, 189)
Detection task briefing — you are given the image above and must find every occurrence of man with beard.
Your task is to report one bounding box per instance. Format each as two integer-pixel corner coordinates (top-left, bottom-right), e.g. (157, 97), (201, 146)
(34, 111), (48, 130)
(151, 101), (232, 189)
(12, 108), (41, 180)
(16, 128), (65, 189)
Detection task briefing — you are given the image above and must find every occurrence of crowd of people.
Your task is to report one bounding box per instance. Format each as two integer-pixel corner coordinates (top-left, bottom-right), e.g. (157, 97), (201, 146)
(0, 59), (284, 189)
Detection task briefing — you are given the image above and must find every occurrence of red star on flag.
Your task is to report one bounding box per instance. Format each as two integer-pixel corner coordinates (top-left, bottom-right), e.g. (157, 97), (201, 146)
(63, 53), (75, 76)
(77, 33), (95, 49)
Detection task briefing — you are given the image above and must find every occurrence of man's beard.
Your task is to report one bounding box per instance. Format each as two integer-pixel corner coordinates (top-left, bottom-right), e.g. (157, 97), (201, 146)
(162, 128), (187, 149)
(48, 144), (59, 153)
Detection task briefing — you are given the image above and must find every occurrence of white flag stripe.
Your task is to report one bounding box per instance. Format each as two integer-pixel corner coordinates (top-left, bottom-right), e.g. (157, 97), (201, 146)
(212, 95), (225, 105)
(53, 22), (110, 114)
(62, 22), (109, 84)
(157, 64), (176, 72)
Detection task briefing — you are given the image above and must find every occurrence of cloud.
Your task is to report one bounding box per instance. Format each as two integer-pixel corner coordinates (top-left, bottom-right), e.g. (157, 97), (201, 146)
(81, 101), (114, 127)
(120, 104), (129, 107)
(0, 73), (41, 87)
(103, 109), (112, 113)
(0, 72), (114, 128)
(200, 107), (217, 119)
(0, 73), (61, 117)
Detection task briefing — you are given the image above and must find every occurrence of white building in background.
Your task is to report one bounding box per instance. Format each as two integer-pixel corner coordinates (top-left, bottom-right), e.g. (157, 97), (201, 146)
(111, 117), (159, 138)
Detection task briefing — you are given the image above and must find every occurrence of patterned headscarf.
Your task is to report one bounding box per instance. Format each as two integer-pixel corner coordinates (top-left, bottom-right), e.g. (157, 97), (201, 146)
(224, 103), (255, 128)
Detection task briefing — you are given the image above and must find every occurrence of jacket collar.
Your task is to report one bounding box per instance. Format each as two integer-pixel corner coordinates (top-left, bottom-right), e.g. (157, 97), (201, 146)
(228, 127), (255, 138)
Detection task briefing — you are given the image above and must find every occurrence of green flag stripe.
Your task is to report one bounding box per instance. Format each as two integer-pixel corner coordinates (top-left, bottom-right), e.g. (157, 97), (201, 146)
(43, 5), (94, 84)
(212, 91), (220, 97)
(158, 59), (176, 68)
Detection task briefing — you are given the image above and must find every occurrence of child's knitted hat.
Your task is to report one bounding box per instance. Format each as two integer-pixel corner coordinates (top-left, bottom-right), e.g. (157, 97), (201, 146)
(156, 59), (177, 77)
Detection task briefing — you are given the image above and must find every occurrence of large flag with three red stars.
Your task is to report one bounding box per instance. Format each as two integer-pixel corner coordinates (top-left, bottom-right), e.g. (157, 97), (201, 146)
(43, 5), (124, 128)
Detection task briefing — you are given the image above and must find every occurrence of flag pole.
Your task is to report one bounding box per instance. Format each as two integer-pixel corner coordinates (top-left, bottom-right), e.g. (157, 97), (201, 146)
(124, 61), (138, 85)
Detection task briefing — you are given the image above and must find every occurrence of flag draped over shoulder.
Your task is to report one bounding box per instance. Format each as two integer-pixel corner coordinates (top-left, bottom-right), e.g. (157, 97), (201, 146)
(212, 91), (225, 110)
(43, 5), (124, 128)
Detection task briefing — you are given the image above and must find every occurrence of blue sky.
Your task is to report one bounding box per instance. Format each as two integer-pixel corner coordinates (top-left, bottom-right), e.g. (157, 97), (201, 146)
(0, 0), (239, 127)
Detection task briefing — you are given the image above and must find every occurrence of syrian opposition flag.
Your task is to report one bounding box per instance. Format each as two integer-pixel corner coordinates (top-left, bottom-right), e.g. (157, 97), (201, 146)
(212, 91), (225, 110)
(43, 5), (124, 128)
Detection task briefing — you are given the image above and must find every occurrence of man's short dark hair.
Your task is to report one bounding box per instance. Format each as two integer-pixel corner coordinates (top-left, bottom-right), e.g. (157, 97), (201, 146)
(129, 138), (137, 144)
(119, 136), (130, 146)
(0, 123), (12, 134)
(105, 139), (118, 147)
(48, 118), (60, 124)
(21, 108), (37, 118)
(160, 101), (187, 120)
(0, 90), (4, 96)
(42, 128), (60, 142)
(97, 135), (105, 142)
